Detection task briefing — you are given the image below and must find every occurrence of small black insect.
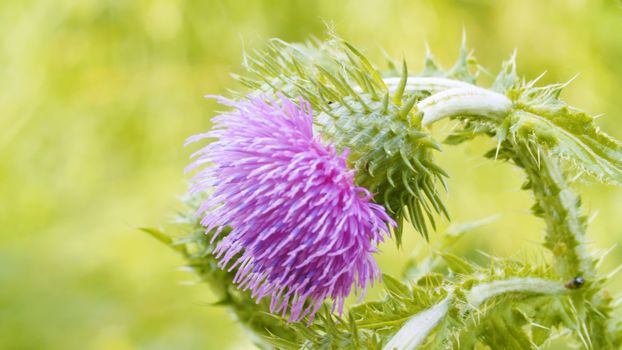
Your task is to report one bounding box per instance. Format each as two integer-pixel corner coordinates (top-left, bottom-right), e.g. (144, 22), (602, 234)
(565, 276), (585, 289)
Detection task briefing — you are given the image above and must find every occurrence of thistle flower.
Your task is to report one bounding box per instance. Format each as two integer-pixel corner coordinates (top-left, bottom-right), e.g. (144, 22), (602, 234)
(240, 39), (450, 244)
(186, 94), (394, 322)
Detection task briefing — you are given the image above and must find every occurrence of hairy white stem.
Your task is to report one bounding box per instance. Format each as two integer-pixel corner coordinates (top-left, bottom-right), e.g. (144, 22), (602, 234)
(383, 76), (476, 93)
(417, 87), (512, 126)
(466, 277), (566, 310)
(382, 77), (512, 126)
(382, 296), (452, 350)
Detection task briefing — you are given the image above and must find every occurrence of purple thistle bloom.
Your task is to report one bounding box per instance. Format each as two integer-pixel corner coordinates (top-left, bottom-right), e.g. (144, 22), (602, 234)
(186, 94), (394, 323)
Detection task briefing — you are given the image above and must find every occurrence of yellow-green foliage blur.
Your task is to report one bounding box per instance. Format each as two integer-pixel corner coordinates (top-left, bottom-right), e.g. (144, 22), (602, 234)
(2, 0), (622, 349)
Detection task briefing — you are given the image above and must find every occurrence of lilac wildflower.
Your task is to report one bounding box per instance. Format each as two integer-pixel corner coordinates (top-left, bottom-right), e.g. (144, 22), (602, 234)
(186, 94), (394, 323)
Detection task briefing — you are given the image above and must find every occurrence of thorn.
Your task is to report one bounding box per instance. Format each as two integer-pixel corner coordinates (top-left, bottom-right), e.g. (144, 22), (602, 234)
(494, 139), (502, 161)
(587, 210), (600, 225)
(562, 73), (580, 88)
(595, 243), (617, 270)
(461, 28), (468, 49)
(607, 264), (622, 279)
(399, 93), (418, 120)
(570, 172), (583, 183)
(240, 37), (249, 68)
(381, 49), (399, 71)
(510, 48), (518, 63)
(393, 57), (408, 105)
(424, 41), (432, 57)
(526, 72), (546, 90)
(477, 64), (493, 77)
(423, 42), (440, 73)
(382, 92), (389, 113)
(458, 29), (468, 58)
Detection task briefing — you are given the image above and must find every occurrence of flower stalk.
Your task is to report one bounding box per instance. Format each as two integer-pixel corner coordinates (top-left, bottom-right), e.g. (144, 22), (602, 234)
(418, 86), (512, 126)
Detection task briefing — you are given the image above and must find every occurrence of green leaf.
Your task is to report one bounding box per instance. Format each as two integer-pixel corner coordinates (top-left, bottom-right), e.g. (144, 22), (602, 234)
(382, 274), (411, 300)
(508, 105), (622, 185)
(438, 252), (474, 275)
(139, 227), (187, 254)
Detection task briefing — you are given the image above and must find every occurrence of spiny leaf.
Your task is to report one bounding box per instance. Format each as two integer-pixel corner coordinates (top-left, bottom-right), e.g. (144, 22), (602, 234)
(508, 105), (622, 185)
(140, 227), (187, 254)
(438, 252), (474, 275)
(419, 34), (478, 84)
(420, 43), (443, 77)
(492, 50), (518, 93)
(382, 274), (411, 300)
(445, 33), (477, 84)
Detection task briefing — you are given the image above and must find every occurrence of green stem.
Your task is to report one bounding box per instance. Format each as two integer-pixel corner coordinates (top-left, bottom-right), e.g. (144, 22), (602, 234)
(511, 139), (594, 280)
(465, 277), (567, 309)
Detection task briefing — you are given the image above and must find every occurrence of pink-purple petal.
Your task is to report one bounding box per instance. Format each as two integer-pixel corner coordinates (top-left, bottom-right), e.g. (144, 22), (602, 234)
(188, 94), (394, 323)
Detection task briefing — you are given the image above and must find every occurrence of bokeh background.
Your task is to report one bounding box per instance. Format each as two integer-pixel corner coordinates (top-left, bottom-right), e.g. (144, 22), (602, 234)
(2, 0), (622, 349)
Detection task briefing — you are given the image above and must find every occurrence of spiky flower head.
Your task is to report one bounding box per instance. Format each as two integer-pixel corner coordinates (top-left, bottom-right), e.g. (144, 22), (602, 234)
(238, 38), (450, 244)
(186, 94), (394, 322)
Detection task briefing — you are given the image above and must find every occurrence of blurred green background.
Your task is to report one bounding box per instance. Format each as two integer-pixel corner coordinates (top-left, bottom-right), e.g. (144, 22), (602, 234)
(2, 0), (622, 349)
